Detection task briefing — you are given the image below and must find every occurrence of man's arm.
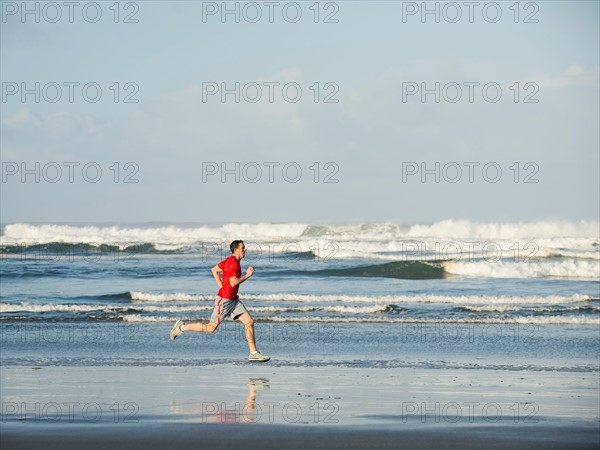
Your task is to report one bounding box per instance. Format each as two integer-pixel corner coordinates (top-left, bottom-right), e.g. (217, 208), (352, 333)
(229, 266), (254, 287)
(211, 265), (223, 289)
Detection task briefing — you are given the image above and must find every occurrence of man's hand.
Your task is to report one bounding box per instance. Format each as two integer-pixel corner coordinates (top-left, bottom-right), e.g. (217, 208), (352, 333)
(230, 266), (255, 287)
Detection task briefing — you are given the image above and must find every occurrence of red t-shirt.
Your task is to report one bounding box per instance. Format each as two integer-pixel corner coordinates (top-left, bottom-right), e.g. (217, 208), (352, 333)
(217, 255), (241, 300)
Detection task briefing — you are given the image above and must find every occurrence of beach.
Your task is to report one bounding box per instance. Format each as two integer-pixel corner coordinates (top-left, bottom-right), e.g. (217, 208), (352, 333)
(2, 363), (598, 449)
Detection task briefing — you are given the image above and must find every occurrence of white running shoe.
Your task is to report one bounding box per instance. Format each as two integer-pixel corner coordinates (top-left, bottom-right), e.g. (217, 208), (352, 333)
(170, 320), (184, 340)
(248, 351), (270, 362)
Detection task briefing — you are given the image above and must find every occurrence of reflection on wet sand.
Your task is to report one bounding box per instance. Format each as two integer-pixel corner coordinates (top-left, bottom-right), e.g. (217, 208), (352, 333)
(169, 378), (270, 424)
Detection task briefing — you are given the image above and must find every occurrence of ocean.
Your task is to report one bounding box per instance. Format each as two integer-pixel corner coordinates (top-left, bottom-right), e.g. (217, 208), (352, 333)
(1, 220), (599, 371)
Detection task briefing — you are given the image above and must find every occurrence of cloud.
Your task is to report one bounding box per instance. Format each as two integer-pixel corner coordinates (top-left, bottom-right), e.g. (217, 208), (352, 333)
(1, 107), (112, 160)
(3, 108), (42, 128)
(2, 107), (109, 137)
(526, 65), (600, 89)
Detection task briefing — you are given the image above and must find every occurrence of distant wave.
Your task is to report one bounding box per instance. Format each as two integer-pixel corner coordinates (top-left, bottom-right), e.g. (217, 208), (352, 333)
(2, 292), (595, 324)
(130, 291), (213, 302)
(2, 222), (597, 283)
(130, 291), (594, 305)
(3, 291), (593, 307)
(0, 222), (308, 248)
(332, 247), (600, 261)
(0, 303), (127, 313)
(446, 259), (599, 279)
(458, 305), (599, 314)
(0, 302), (394, 315)
(121, 315), (600, 325)
(288, 261), (448, 280)
(0, 242), (158, 254)
(4, 301), (595, 316)
(2, 220), (597, 247)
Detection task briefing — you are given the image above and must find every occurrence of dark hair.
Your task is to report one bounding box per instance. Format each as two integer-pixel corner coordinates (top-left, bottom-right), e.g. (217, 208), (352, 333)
(230, 240), (244, 253)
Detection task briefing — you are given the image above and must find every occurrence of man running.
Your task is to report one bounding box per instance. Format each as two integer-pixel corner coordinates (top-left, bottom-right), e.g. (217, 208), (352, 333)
(169, 240), (270, 362)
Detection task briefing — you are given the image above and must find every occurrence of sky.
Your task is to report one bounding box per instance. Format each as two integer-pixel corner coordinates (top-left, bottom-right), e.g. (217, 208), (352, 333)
(1, 0), (599, 224)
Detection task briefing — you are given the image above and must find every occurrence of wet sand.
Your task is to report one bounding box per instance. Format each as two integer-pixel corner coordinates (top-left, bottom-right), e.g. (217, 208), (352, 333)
(1, 364), (599, 449)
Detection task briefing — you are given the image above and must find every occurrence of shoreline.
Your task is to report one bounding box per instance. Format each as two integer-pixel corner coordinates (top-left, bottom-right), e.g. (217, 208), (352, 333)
(2, 364), (598, 449)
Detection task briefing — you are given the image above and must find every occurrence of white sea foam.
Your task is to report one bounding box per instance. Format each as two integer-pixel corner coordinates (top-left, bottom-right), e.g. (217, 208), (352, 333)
(461, 305), (599, 313)
(3, 293), (592, 316)
(404, 219), (599, 240)
(242, 293), (595, 305)
(120, 314), (600, 325)
(128, 291), (594, 305)
(445, 259), (599, 279)
(130, 291), (213, 302)
(122, 315), (169, 323)
(332, 242), (599, 261)
(0, 303), (112, 313)
(3, 222), (597, 276)
(0, 222), (308, 247)
(0, 302), (395, 315)
(2, 220), (597, 248)
(260, 316), (600, 325)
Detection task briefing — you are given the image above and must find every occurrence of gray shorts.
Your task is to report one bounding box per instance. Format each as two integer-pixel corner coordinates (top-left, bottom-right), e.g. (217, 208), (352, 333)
(209, 296), (249, 326)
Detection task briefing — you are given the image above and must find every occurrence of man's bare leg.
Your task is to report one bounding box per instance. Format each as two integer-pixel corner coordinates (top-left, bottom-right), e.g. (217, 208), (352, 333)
(181, 322), (218, 333)
(236, 312), (257, 353)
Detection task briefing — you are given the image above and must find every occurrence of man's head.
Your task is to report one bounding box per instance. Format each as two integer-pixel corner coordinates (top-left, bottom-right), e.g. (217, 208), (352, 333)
(230, 240), (246, 259)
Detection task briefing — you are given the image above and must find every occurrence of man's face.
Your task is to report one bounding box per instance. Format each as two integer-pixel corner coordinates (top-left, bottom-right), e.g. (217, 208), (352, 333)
(234, 243), (246, 259)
